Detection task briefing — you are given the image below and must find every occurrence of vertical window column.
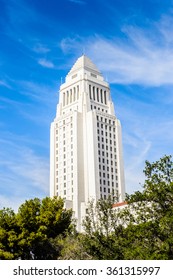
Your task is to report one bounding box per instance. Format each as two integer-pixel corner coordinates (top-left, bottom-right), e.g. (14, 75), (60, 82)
(89, 85), (92, 99)
(73, 87), (76, 102)
(77, 85), (79, 100)
(104, 90), (107, 104)
(70, 89), (72, 103)
(92, 86), (95, 100)
(100, 89), (103, 103)
(63, 92), (65, 106)
(97, 88), (99, 102)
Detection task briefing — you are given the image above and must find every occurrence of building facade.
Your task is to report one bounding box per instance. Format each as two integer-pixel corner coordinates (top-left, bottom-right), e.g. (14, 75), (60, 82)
(50, 55), (125, 231)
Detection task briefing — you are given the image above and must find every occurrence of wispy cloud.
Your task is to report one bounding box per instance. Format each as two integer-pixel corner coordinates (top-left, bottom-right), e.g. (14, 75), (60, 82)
(0, 136), (49, 210)
(61, 15), (173, 86)
(32, 43), (50, 54)
(38, 58), (55, 68)
(68, 0), (86, 5)
(0, 80), (12, 89)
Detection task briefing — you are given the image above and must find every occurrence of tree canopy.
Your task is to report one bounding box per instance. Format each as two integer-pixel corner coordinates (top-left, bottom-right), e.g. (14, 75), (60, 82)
(82, 155), (173, 259)
(0, 197), (72, 259)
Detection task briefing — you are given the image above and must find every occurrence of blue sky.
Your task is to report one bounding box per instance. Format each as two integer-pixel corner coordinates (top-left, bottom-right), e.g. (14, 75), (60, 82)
(0, 0), (173, 210)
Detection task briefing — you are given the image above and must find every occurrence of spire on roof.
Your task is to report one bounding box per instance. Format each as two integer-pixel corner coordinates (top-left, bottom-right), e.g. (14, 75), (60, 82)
(67, 55), (101, 76)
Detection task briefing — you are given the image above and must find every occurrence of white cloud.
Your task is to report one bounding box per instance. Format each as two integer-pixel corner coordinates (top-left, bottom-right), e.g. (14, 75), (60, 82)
(61, 16), (173, 86)
(0, 80), (11, 89)
(38, 58), (55, 68)
(32, 44), (50, 54)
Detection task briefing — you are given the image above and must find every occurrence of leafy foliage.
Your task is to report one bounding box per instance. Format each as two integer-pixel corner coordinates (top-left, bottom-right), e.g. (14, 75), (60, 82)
(0, 197), (72, 259)
(82, 155), (173, 260)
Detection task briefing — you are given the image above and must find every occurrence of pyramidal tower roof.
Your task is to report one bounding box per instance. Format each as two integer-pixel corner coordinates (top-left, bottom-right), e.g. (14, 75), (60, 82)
(67, 55), (102, 76)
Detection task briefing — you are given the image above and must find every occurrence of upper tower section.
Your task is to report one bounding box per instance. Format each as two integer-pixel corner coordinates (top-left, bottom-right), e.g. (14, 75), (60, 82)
(63, 55), (108, 87)
(57, 55), (114, 117)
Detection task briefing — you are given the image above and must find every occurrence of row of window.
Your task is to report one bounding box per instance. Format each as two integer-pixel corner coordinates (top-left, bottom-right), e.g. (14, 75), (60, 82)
(89, 85), (107, 104)
(97, 116), (115, 125)
(91, 105), (108, 113)
(98, 136), (116, 145)
(97, 129), (116, 140)
(97, 122), (116, 132)
(62, 86), (79, 107)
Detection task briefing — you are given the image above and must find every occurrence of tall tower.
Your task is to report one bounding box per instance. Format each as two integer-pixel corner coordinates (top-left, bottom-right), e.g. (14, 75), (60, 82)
(50, 55), (125, 231)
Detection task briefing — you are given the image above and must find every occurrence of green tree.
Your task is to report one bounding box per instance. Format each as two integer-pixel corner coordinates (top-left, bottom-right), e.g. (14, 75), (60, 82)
(0, 197), (73, 260)
(0, 208), (19, 259)
(82, 155), (173, 260)
(124, 155), (173, 259)
(82, 196), (125, 259)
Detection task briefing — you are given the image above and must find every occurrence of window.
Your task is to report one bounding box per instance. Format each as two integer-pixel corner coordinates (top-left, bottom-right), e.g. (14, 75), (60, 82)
(104, 91), (107, 104)
(89, 85), (92, 99)
(93, 86), (95, 100)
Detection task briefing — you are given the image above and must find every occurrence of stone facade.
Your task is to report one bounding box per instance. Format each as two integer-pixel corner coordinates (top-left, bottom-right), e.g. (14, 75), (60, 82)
(50, 55), (125, 231)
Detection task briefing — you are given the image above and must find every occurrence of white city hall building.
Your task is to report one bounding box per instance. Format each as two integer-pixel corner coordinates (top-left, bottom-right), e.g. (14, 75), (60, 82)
(50, 55), (125, 231)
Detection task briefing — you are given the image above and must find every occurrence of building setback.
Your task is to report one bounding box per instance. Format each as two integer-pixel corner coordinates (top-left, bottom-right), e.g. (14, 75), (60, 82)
(50, 55), (125, 231)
